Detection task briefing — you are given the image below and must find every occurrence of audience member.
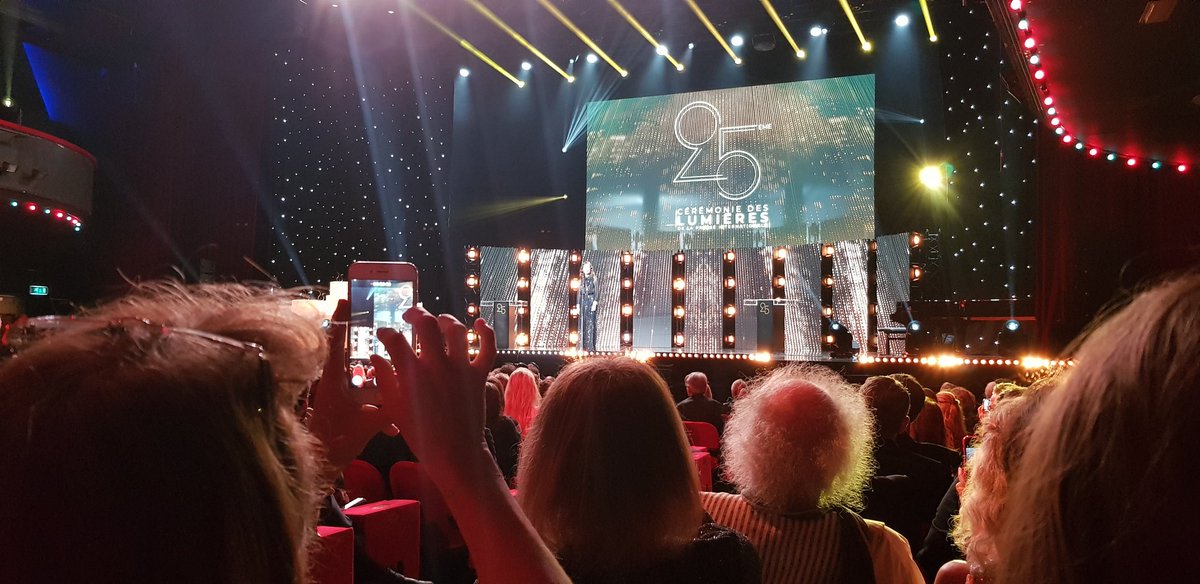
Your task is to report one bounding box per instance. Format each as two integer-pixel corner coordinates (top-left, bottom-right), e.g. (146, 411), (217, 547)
(518, 357), (760, 583)
(485, 379), (521, 483)
(676, 371), (731, 434)
(537, 376), (553, 397)
(893, 373), (961, 470)
(992, 275), (1200, 584)
(703, 365), (922, 583)
(910, 397), (953, 449)
(490, 371), (510, 395)
(728, 378), (748, 403)
(504, 367), (540, 433)
(935, 391), (968, 452)
(0, 285), (570, 583)
(948, 387), (979, 434)
(860, 376), (954, 548)
(946, 387), (1048, 582)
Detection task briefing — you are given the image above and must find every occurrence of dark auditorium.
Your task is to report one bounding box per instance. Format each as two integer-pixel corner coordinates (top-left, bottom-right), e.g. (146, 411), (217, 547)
(2, 0), (1198, 583)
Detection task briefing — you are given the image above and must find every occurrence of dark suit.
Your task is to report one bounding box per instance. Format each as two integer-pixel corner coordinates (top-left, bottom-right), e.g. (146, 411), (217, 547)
(862, 438), (954, 548)
(676, 395), (731, 434)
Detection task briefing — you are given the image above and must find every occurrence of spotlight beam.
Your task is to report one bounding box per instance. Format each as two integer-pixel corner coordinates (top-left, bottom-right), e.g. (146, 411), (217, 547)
(464, 0), (575, 82)
(682, 0), (741, 65)
(918, 0), (937, 41)
(759, 0), (805, 58)
(606, 0), (685, 70)
(836, 0), (873, 51)
(401, 1), (524, 87)
(536, 0), (627, 77)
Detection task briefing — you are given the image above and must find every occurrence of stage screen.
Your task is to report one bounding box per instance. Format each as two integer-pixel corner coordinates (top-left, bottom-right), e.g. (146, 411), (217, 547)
(585, 75), (876, 251)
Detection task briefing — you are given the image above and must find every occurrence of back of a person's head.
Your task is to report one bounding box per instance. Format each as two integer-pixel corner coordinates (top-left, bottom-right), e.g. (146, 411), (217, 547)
(0, 283), (325, 582)
(518, 357), (701, 573)
(995, 274), (1200, 584)
(723, 364), (874, 512)
(484, 380), (504, 423)
(909, 397), (950, 447)
(684, 371), (708, 397)
(861, 375), (910, 439)
(890, 372), (925, 419)
(953, 388), (1051, 573)
(730, 378), (748, 400)
(498, 363), (517, 375)
(936, 390), (967, 448)
(504, 367), (540, 432)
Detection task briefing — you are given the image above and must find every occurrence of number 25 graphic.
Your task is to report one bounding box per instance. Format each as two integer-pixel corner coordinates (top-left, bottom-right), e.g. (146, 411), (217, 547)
(673, 101), (766, 201)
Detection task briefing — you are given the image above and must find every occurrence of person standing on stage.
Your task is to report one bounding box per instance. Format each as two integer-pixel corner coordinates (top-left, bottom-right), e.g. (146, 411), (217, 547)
(579, 261), (598, 351)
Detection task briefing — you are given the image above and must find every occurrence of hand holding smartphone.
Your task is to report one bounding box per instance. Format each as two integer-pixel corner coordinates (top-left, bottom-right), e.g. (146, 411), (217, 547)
(347, 261), (419, 402)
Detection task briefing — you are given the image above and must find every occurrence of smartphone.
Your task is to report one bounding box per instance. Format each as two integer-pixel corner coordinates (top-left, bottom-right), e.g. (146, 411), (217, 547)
(347, 262), (419, 393)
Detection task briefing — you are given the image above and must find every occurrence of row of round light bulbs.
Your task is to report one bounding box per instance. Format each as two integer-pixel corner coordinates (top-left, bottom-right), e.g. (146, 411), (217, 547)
(1009, 0), (1189, 173)
(7, 199), (84, 232)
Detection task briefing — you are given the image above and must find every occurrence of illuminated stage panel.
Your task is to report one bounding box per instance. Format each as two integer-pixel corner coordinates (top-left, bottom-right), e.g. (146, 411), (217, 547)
(684, 250), (722, 353)
(585, 75), (876, 252)
(582, 250), (622, 351)
(833, 240), (870, 355)
(784, 244), (823, 358)
(480, 246), (518, 325)
(734, 247), (773, 352)
(633, 250), (672, 349)
(530, 249), (569, 349)
(876, 233), (912, 328)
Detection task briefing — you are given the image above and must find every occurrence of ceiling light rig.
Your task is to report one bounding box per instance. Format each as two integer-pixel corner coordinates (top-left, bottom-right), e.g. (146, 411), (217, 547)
(760, 0), (806, 59)
(607, 0), (685, 71)
(401, 1), (525, 87)
(465, 0), (575, 83)
(537, 0), (628, 77)
(682, 0), (742, 65)
(1007, 1), (1189, 173)
(836, 0), (874, 52)
(918, 0), (938, 41)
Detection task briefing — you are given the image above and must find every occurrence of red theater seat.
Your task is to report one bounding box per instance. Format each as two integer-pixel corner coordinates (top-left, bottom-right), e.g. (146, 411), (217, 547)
(682, 421), (720, 453)
(692, 450), (715, 491)
(313, 526), (354, 584)
(343, 460), (387, 502)
(344, 499), (422, 577)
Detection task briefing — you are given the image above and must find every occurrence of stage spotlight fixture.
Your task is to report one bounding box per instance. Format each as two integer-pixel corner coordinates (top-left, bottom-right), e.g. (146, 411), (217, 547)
(1151, 161), (1162, 169)
(919, 165), (947, 190)
(759, 0), (803, 58)
(810, 25), (825, 37)
(465, 0), (573, 82)
(682, 0), (740, 65)
(827, 321), (855, 359)
(517, 249), (531, 263)
(895, 14), (910, 27)
(918, 0), (937, 41)
(821, 244), (835, 258)
(405, 2), (524, 87)
(538, 0), (626, 76)
(585, 53), (599, 64)
(996, 320), (1029, 357)
(1106, 153), (1117, 161)
(1029, 53), (1040, 65)
(521, 61), (532, 70)
(1018, 18), (1029, 30)
(687, 42), (695, 49)
(731, 34), (744, 47)
(0, 97), (11, 108)
(774, 247), (788, 260)
(459, 68), (471, 77)
(608, 0), (685, 70)
(837, 0), (873, 52)
(1005, 319), (1020, 332)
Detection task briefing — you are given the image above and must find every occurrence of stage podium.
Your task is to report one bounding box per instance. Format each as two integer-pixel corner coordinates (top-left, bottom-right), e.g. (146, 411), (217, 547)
(749, 298), (786, 354)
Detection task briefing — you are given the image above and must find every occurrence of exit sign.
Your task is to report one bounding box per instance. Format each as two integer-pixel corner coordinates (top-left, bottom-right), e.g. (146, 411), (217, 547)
(29, 285), (49, 296)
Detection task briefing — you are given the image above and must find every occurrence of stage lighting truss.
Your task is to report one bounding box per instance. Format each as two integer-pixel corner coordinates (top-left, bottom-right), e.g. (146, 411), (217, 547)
(672, 251), (687, 348)
(759, 0), (805, 58)
(836, 0), (874, 52)
(722, 249), (737, 349)
(465, 0), (575, 82)
(607, 0), (685, 71)
(682, 0), (742, 65)
(537, 0), (628, 77)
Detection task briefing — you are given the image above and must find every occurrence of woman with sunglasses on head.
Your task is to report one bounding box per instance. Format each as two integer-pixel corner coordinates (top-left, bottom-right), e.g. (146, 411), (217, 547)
(0, 283), (568, 584)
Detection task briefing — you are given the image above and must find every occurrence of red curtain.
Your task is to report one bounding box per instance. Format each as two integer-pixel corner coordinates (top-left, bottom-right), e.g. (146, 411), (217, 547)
(1036, 133), (1200, 349)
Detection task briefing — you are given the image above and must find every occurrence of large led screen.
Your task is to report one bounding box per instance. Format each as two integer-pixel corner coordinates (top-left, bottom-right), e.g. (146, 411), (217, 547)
(585, 75), (875, 251)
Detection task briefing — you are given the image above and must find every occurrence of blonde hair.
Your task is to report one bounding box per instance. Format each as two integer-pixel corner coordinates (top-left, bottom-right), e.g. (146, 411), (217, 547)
(723, 364), (875, 512)
(504, 367), (540, 432)
(517, 357), (702, 575)
(0, 283), (326, 582)
(936, 390), (967, 451)
(994, 274), (1200, 584)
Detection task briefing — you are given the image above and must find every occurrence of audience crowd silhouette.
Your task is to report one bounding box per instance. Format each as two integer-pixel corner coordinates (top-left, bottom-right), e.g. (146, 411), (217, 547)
(2, 273), (1197, 583)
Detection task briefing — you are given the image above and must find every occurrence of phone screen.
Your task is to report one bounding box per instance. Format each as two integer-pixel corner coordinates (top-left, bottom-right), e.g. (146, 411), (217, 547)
(349, 278), (416, 365)
(965, 446), (978, 462)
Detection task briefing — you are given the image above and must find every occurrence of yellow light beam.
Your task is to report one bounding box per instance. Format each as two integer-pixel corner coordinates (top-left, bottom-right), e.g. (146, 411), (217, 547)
(402, 1), (525, 87)
(682, 0), (741, 65)
(917, 0), (937, 41)
(760, 0), (805, 58)
(464, 0), (575, 82)
(606, 0), (685, 71)
(837, 0), (873, 52)
(535, 0), (627, 77)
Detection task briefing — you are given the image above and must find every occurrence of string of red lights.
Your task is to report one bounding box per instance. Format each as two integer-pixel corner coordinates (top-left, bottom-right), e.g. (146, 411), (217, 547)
(5, 199), (84, 231)
(1008, 0), (1188, 173)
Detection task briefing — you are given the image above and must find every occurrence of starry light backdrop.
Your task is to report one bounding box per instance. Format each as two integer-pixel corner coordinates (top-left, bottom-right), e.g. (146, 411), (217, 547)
(264, 24), (455, 313)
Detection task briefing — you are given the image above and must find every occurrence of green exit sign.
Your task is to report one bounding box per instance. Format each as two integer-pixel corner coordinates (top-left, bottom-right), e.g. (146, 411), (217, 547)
(29, 285), (49, 296)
